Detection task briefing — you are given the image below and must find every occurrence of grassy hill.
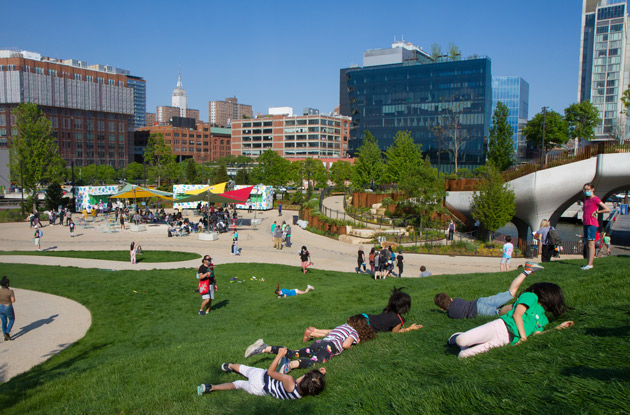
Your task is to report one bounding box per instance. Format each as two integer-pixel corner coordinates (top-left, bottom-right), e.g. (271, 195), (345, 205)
(1, 256), (628, 414)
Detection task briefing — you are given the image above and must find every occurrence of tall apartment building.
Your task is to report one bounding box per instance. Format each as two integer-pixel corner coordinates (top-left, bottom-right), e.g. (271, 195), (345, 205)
(578, 0), (630, 138)
(231, 113), (350, 158)
(492, 76), (530, 159)
(209, 97), (253, 127)
(0, 49), (145, 167)
(340, 40), (492, 171)
(135, 123), (231, 163)
(145, 112), (156, 126)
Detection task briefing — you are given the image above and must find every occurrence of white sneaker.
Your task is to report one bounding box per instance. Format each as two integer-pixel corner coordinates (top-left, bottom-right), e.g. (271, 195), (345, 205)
(524, 262), (544, 272)
(581, 265), (594, 270)
(307, 285), (314, 290)
(244, 339), (267, 358)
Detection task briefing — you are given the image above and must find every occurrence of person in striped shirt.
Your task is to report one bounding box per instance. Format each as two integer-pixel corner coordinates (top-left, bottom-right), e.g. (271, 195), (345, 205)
(244, 315), (375, 373)
(197, 347), (326, 400)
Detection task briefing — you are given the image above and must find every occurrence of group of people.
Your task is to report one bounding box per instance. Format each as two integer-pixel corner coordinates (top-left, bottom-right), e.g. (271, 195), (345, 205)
(359, 246), (404, 279)
(271, 221), (292, 250)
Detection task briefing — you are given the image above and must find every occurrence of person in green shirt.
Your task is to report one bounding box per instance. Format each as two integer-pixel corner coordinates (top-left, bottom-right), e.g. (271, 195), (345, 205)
(447, 283), (574, 358)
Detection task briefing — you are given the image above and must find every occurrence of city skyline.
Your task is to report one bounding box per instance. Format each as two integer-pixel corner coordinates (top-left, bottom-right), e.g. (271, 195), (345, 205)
(3, 1), (582, 123)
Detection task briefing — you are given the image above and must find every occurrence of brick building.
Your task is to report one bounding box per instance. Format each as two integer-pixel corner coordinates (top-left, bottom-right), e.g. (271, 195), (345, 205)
(231, 114), (350, 158)
(209, 97), (253, 127)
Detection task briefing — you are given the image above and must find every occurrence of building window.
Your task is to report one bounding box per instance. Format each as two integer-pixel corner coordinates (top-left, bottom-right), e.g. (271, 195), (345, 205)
(97, 77), (104, 84)
(86, 75), (93, 82)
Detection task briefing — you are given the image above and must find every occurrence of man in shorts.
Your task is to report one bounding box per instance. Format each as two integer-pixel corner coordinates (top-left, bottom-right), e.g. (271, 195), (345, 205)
(198, 256), (217, 315)
(434, 261), (543, 318)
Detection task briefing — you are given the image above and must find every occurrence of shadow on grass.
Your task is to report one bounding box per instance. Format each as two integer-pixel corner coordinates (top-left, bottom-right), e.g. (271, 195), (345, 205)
(11, 314), (59, 340)
(211, 300), (229, 311)
(562, 366), (630, 381)
(584, 325), (630, 337)
(0, 342), (110, 407)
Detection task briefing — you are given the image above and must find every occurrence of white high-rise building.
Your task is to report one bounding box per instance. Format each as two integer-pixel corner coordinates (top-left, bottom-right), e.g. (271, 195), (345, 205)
(172, 70), (187, 117)
(578, 0), (630, 139)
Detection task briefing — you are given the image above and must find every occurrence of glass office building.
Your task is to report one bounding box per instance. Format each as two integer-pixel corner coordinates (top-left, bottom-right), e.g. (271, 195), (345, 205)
(127, 76), (147, 131)
(491, 76), (529, 159)
(340, 57), (492, 171)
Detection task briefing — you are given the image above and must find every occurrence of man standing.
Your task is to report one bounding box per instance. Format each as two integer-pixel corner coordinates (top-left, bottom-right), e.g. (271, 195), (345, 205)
(581, 183), (610, 270)
(273, 223), (283, 250)
(198, 256), (218, 315)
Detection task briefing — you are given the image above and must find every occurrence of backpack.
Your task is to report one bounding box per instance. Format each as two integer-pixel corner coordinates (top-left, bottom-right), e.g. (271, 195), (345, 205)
(547, 228), (561, 246)
(35, 230), (43, 238)
(369, 252), (375, 263)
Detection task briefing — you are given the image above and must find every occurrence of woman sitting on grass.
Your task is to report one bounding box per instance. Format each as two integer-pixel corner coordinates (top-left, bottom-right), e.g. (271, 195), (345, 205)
(447, 282), (574, 358)
(197, 347), (326, 400)
(275, 283), (315, 298)
(303, 287), (423, 342)
(244, 314), (375, 373)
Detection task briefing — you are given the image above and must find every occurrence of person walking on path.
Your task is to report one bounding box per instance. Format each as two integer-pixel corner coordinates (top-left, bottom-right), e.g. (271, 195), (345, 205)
(285, 224), (292, 248)
(600, 232), (611, 257)
(299, 246), (312, 274)
(448, 220), (455, 241)
(434, 261), (544, 319)
(500, 236), (514, 271)
(69, 219), (75, 237)
(581, 183), (611, 270)
(396, 250), (404, 278)
(0, 276), (16, 341)
(356, 246), (367, 273)
(271, 221), (277, 242)
(535, 219), (553, 263)
(33, 228), (43, 251)
(278, 203), (282, 217)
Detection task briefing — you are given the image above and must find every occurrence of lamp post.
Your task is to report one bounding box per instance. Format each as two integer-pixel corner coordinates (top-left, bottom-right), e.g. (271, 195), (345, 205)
(20, 162), (24, 216)
(541, 106), (548, 165)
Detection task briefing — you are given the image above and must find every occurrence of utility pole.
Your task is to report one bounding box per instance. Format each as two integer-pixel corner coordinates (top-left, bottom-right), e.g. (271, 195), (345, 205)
(20, 162), (24, 216)
(71, 161), (75, 212)
(541, 106), (548, 165)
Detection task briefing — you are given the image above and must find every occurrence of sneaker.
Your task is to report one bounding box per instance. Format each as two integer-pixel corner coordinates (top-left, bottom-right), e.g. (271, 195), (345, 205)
(221, 363), (234, 373)
(244, 339), (267, 358)
(447, 332), (462, 346)
(307, 285), (314, 290)
(197, 384), (212, 395)
(581, 265), (594, 270)
(198, 310), (205, 316)
(278, 356), (291, 374)
(524, 262), (544, 273)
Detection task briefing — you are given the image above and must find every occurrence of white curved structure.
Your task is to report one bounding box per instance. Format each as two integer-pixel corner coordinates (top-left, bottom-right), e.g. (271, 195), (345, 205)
(445, 153), (630, 239)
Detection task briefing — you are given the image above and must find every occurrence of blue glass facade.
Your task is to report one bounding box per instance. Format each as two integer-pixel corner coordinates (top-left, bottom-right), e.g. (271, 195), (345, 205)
(127, 76), (146, 130)
(491, 76), (529, 158)
(340, 58), (492, 170)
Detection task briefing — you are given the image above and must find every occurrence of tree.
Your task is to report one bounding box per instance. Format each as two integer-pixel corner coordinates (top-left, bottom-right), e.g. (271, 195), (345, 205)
(295, 158), (328, 190)
(486, 101), (514, 171)
(621, 86), (630, 116)
(522, 110), (569, 152)
(144, 133), (176, 187)
(397, 157), (446, 228)
(384, 130), (424, 184)
(251, 150), (291, 186)
(448, 43), (461, 61)
(430, 43), (443, 60)
(351, 131), (384, 189)
(471, 166), (515, 240)
(97, 165), (117, 184)
(234, 168), (251, 185)
(9, 103), (65, 211)
(329, 160), (353, 190)
(213, 164), (230, 184)
(44, 182), (65, 211)
(123, 162), (144, 183)
(184, 159), (199, 184)
(564, 101), (601, 148)
(436, 101), (470, 173)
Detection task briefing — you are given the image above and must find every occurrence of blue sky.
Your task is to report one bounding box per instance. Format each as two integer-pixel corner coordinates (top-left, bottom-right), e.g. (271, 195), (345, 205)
(3, 0), (581, 121)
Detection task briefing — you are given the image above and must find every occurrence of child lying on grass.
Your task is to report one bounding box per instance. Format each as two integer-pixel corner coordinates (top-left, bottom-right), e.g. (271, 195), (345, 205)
(245, 314), (375, 373)
(197, 347), (325, 400)
(303, 287), (423, 342)
(275, 283), (314, 298)
(447, 282), (574, 358)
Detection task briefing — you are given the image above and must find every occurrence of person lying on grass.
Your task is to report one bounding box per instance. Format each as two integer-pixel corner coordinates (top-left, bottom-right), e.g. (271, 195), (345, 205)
(447, 282), (574, 358)
(434, 261), (544, 319)
(245, 314), (375, 373)
(302, 287), (423, 342)
(275, 283), (315, 298)
(197, 347), (326, 400)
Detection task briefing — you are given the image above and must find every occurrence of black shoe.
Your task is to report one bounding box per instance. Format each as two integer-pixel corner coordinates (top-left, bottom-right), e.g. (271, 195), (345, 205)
(4, 333), (11, 341)
(221, 363), (234, 373)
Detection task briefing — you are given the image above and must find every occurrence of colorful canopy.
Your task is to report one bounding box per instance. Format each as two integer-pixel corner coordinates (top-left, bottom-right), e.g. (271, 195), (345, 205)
(175, 186), (255, 204)
(183, 182), (227, 195)
(110, 184), (173, 200)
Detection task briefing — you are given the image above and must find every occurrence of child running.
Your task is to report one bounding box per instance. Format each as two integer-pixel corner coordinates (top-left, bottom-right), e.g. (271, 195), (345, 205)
(303, 287), (423, 342)
(197, 347), (326, 400)
(447, 282), (574, 358)
(275, 283), (315, 298)
(244, 315), (375, 373)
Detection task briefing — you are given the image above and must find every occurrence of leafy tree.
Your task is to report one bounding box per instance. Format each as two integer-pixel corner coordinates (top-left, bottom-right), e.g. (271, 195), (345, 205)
(97, 165), (117, 184)
(351, 131), (384, 189)
(471, 166), (515, 240)
(430, 43), (443, 60)
(436, 101), (470, 173)
(448, 43), (461, 60)
(522, 110), (569, 152)
(251, 150), (290, 186)
(564, 101), (601, 144)
(487, 101), (514, 171)
(9, 103), (65, 211)
(123, 162), (144, 183)
(184, 159), (199, 184)
(234, 168), (251, 185)
(384, 130), (424, 184)
(294, 158), (328, 190)
(44, 182), (65, 211)
(79, 164), (99, 185)
(397, 157), (446, 228)
(144, 133), (176, 187)
(621, 86), (630, 116)
(213, 164), (230, 184)
(330, 160), (353, 190)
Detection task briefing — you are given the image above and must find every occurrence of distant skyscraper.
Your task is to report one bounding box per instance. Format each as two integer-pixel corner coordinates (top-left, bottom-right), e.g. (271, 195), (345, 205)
(172, 70), (187, 117)
(492, 76), (529, 159)
(578, 0), (630, 138)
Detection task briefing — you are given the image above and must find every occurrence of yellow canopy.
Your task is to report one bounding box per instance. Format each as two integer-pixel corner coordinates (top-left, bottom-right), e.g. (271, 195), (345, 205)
(110, 184), (173, 200)
(183, 182), (227, 195)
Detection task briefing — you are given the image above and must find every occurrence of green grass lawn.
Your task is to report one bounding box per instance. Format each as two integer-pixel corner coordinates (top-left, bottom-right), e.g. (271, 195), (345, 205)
(0, 250), (200, 263)
(0, 257), (629, 414)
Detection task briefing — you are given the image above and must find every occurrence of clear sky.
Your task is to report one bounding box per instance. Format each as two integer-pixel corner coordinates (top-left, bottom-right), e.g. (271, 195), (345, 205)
(3, 0), (582, 121)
